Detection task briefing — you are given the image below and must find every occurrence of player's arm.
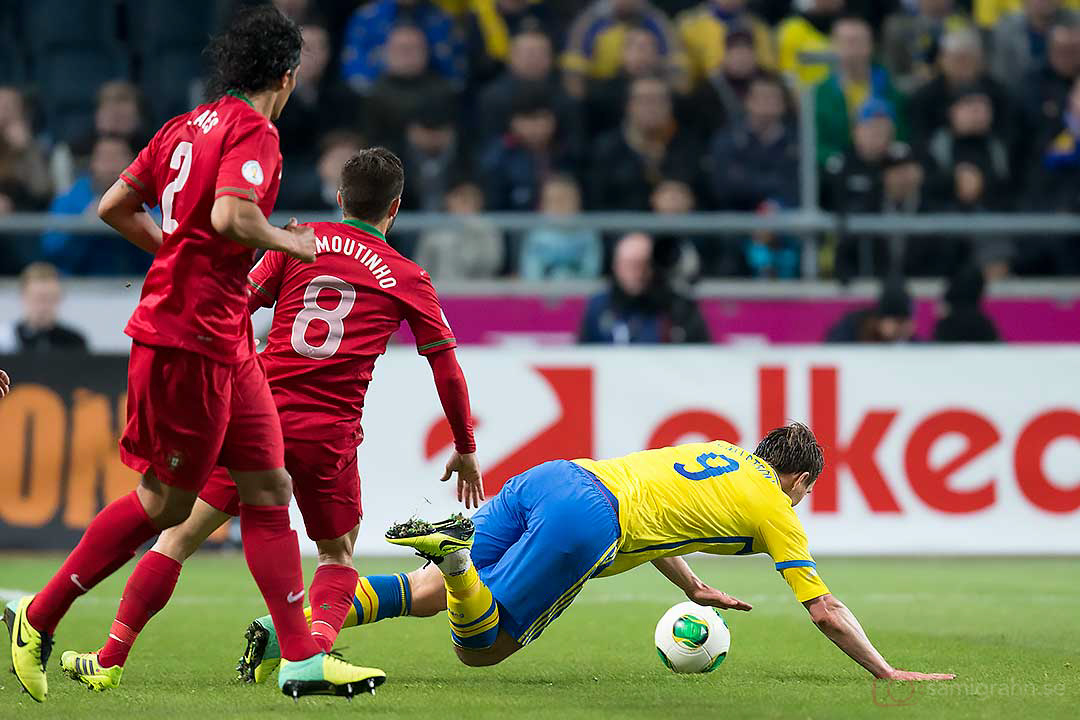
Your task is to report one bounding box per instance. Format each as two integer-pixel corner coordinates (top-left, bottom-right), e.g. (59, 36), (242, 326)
(210, 200), (314, 262)
(651, 556), (752, 611)
(247, 250), (287, 314)
(761, 509), (954, 681)
(427, 347), (483, 509)
(407, 269), (483, 508)
(0, 368), (10, 398)
(803, 594), (954, 681)
(98, 180), (164, 254)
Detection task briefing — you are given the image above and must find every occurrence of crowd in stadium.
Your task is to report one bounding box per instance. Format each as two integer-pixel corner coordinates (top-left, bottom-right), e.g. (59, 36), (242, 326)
(0, 0), (1078, 281)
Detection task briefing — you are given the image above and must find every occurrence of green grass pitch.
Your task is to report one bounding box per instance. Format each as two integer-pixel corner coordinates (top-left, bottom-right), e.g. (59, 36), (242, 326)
(1, 554), (1076, 719)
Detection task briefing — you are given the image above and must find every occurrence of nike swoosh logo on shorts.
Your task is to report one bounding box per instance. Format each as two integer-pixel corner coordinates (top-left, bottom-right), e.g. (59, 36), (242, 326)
(287, 590), (305, 604)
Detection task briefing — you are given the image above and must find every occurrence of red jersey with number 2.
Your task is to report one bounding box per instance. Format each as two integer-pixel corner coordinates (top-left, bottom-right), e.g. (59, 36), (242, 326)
(120, 93), (283, 363)
(248, 219), (457, 444)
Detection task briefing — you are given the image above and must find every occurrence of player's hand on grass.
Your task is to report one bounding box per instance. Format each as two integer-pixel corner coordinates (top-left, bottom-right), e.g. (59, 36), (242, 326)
(687, 584), (753, 612)
(440, 451), (485, 509)
(282, 217), (317, 263)
(881, 669), (956, 681)
(0, 369), (9, 398)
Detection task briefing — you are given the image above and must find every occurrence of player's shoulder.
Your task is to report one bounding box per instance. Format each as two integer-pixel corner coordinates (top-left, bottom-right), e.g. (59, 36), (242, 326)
(213, 95), (279, 137)
(309, 220), (428, 279)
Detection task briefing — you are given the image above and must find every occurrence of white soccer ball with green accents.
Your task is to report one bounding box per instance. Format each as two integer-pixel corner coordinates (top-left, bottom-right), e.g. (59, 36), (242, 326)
(654, 601), (731, 673)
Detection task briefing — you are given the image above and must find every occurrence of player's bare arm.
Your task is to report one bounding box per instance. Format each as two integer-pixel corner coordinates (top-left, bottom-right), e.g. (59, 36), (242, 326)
(0, 368), (10, 398)
(98, 179), (164, 254)
(210, 197), (315, 262)
(803, 593), (955, 680)
(651, 557), (752, 611)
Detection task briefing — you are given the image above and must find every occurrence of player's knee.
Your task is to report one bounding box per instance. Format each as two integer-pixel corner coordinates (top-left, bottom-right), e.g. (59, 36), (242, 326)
(232, 468), (293, 506)
(153, 526), (200, 562)
(454, 647), (506, 668)
(138, 480), (196, 529)
(151, 498), (195, 529)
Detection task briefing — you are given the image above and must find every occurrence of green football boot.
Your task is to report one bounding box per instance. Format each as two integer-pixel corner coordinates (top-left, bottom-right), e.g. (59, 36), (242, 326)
(236, 615), (280, 684)
(277, 652), (385, 700)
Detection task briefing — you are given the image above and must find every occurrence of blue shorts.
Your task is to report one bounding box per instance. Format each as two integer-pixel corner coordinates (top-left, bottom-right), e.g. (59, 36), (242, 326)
(472, 460), (621, 646)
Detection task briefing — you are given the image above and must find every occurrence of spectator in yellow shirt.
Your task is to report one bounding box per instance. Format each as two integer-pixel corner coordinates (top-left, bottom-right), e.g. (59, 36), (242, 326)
(675, 0), (776, 87)
(777, 0), (845, 89)
(562, 0), (689, 97)
(975, 0), (1080, 28)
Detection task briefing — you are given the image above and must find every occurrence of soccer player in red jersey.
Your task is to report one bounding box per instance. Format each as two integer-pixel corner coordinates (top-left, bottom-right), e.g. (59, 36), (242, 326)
(56, 148), (483, 688)
(3, 7), (383, 703)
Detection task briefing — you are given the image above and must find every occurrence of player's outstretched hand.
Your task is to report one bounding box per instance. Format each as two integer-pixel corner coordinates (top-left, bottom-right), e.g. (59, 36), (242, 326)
(283, 217), (316, 263)
(0, 369), (9, 398)
(440, 451), (485, 509)
(688, 584), (753, 612)
(882, 669), (956, 681)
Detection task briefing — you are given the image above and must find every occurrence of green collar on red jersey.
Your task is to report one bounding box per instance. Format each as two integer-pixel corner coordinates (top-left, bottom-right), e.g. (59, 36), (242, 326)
(226, 89), (254, 108)
(342, 218), (386, 241)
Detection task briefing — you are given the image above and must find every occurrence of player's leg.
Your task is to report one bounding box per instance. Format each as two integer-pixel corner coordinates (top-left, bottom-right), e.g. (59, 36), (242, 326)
(385, 469), (534, 662)
(6, 343), (225, 701)
(389, 461), (621, 667)
(308, 527), (360, 653)
(223, 356), (384, 698)
(239, 445), (369, 683)
(291, 443), (364, 654)
(238, 562), (444, 685)
(60, 496), (232, 690)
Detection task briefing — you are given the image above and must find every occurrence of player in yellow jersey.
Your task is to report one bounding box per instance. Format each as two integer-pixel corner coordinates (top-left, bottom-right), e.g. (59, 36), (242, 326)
(240, 423), (954, 683)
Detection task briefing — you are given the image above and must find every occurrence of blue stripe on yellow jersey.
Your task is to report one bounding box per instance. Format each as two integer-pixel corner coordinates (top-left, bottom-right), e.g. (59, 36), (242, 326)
(574, 440), (830, 603)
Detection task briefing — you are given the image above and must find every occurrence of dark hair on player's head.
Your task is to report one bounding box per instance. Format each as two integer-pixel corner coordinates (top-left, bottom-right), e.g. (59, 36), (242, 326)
(340, 147), (405, 224)
(754, 422), (825, 484)
(205, 6), (303, 99)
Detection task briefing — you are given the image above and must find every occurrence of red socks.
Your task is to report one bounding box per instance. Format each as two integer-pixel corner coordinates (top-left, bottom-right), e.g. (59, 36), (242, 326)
(97, 550), (182, 668)
(308, 565), (359, 653)
(28, 491), (159, 634)
(239, 504), (320, 661)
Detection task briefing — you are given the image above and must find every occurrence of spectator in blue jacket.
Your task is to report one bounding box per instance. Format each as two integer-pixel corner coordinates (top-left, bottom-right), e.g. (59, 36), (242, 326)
(41, 135), (152, 276)
(341, 0), (465, 92)
(709, 72), (798, 209)
(479, 88), (576, 211)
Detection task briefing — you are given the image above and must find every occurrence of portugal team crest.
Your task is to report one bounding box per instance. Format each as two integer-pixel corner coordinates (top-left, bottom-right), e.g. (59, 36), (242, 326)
(166, 451), (185, 471)
(242, 160), (264, 185)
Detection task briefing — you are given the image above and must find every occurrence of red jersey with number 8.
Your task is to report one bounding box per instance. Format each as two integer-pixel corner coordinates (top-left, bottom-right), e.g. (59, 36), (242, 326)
(120, 92), (283, 364)
(248, 219), (457, 445)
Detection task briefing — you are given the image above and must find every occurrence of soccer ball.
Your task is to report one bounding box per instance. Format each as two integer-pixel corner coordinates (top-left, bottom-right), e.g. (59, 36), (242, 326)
(654, 601), (731, 673)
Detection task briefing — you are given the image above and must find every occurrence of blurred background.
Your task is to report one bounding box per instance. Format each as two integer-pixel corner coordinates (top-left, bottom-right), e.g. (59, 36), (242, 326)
(0, 0), (1077, 554)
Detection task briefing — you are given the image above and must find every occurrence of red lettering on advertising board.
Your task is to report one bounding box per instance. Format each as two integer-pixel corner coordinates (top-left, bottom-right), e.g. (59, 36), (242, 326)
(759, 366), (787, 439)
(810, 367), (900, 513)
(905, 410), (998, 513)
(1014, 410), (1080, 513)
(648, 411), (739, 449)
(426, 367), (593, 496)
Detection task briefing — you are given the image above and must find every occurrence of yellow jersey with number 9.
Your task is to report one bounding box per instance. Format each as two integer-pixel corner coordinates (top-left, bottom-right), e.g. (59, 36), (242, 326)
(574, 441), (829, 603)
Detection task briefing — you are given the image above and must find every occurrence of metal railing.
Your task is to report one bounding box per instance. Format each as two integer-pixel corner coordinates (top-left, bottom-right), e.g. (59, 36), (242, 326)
(3, 210), (1077, 236)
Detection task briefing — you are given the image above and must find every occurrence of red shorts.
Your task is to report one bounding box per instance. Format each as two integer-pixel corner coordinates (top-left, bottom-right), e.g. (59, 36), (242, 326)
(199, 435), (361, 541)
(119, 341), (285, 493)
